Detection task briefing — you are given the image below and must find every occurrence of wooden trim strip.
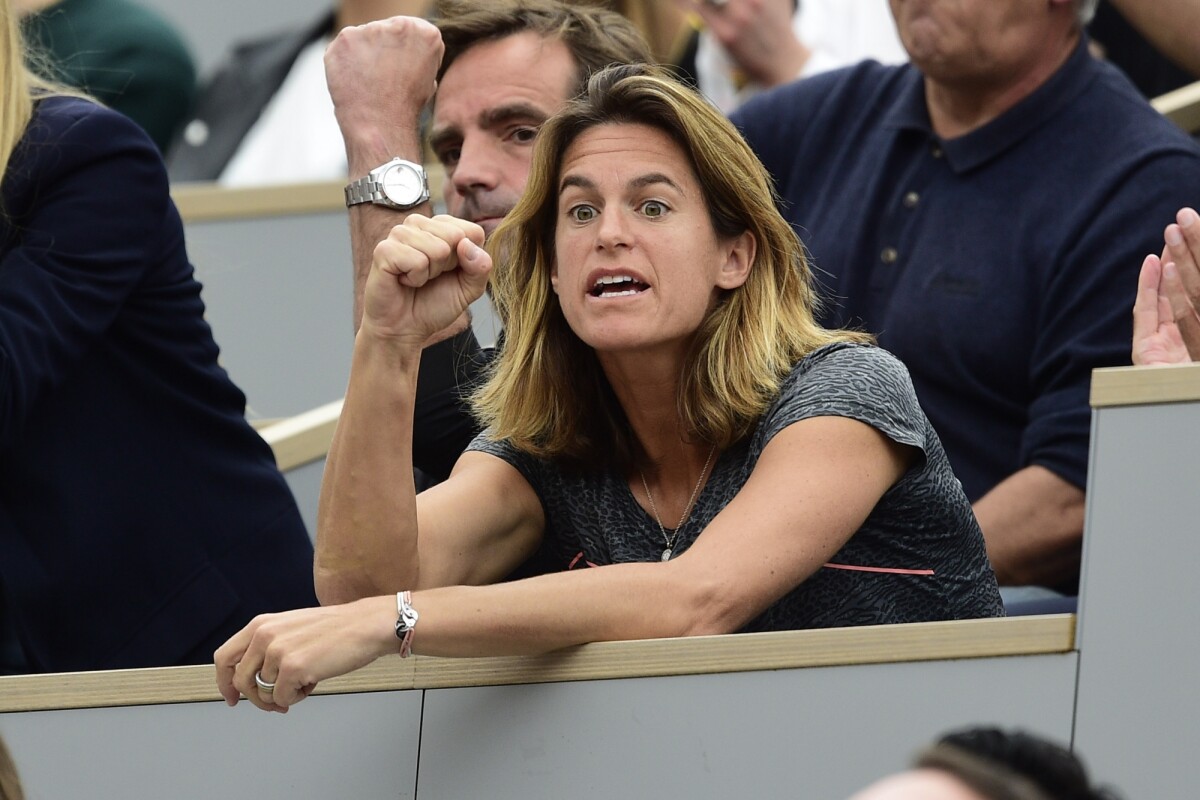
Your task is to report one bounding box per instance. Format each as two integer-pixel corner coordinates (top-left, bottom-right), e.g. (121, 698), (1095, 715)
(414, 614), (1074, 689)
(1090, 364), (1200, 408)
(0, 615), (1073, 713)
(259, 399), (343, 471)
(1153, 79), (1200, 134)
(171, 181), (345, 222)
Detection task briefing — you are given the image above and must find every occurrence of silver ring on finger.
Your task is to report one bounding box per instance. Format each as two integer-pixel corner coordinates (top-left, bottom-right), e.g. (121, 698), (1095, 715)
(254, 671), (276, 693)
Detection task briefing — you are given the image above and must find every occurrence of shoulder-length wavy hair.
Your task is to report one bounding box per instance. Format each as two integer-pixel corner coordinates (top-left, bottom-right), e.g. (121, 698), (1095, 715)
(472, 64), (871, 471)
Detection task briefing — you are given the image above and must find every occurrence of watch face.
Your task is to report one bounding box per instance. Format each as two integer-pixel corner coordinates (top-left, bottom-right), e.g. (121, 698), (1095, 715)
(381, 163), (426, 207)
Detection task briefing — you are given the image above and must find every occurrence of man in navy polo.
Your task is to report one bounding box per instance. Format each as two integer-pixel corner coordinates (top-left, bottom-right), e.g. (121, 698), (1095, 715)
(731, 0), (1200, 597)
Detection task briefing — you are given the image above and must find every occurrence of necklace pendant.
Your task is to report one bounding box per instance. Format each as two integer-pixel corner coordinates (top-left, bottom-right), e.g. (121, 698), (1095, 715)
(661, 548), (672, 561)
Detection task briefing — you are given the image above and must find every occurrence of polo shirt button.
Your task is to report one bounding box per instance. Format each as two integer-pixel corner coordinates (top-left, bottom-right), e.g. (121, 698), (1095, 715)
(881, 247), (899, 264)
(930, 145), (943, 159)
(903, 191), (920, 208)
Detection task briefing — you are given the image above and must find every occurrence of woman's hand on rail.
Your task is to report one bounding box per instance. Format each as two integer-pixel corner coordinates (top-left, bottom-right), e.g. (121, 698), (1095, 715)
(360, 214), (492, 346)
(215, 596), (396, 712)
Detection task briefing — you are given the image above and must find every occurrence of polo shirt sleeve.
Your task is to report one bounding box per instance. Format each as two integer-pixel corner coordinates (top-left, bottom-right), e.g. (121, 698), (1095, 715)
(1021, 145), (1200, 489)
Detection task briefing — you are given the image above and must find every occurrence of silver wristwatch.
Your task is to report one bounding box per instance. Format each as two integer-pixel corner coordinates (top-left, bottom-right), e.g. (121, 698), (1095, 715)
(344, 158), (430, 210)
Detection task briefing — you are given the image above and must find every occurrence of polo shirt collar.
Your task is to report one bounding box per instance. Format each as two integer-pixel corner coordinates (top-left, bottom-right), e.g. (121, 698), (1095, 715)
(881, 35), (1096, 173)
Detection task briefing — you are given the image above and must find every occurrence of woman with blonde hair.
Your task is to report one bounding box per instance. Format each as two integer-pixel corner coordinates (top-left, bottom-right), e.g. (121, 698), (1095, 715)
(0, 0), (316, 673)
(216, 64), (1001, 711)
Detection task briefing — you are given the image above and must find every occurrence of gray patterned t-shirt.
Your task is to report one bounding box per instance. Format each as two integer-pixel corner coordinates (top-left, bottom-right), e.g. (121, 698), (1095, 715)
(467, 343), (1003, 629)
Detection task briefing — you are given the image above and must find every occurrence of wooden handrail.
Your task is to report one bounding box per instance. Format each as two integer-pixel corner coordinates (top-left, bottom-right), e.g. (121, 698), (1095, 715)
(171, 181), (344, 222)
(258, 398), (343, 471)
(1090, 362), (1200, 407)
(1152, 78), (1200, 134)
(170, 162), (448, 223)
(0, 615), (1074, 713)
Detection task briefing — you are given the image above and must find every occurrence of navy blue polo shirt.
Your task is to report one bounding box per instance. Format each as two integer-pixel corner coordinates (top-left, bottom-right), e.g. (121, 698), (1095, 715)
(733, 38), (1200, 501)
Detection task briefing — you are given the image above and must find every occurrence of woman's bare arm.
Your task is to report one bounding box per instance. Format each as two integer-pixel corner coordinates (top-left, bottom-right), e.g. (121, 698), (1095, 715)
(221, 415), (912, 710)
(314, 215), (541, 603)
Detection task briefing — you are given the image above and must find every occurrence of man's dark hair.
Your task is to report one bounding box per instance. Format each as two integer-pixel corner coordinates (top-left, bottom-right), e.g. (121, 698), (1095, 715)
(916, 727), (1121, 800)
(432, 0), (654, 95)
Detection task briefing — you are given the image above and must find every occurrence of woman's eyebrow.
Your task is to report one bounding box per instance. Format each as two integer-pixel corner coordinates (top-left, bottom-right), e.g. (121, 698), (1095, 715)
(559, 172), (682, 195)
(628, 172), (682, 192)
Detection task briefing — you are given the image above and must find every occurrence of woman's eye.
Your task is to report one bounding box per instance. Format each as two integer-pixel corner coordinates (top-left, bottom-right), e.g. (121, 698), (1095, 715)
(641, 200), (667, 218)
(570, 205), (597, 222)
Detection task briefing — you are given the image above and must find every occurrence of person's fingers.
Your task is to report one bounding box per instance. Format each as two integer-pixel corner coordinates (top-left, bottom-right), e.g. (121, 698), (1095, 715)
(374, 216), (459, 288)
(255, 645), (309, 711)
(1157, 291), (1190, 362)
(214, 617), (268, 707)
(1162, 258), (1194, 321)
(1163, 260), (1200, 359)
(1166, 209), (1200, 299)
(1158, 292), (1176, 336)
(403, 215), (468, 283)
(1133, 254), (1162, 342)
(372, 237), (432, 288)
(214, 631), (250, 706)
(228, 622), (288, 713)
(267, 672), (318, 711)
(417, 214), (485, 255)
(1172, 207), (1200, 302)
(456, 238), (493, 301)
(400, 231), (455, 288)
(233, 658), (274, 712)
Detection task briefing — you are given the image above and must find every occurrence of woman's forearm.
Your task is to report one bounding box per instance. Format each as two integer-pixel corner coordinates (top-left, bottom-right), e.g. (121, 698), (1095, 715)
(315, 333), (424, 604)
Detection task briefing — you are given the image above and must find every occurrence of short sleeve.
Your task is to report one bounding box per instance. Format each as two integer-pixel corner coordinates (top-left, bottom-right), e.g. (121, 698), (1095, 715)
(465, 430), (547, 494)
(761, 344), (929, 455)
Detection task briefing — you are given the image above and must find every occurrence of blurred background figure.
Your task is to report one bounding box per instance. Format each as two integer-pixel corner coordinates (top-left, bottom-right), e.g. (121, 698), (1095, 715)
(673, 0), (905, 113)
(1090, 0), (1200, 99)
(16, 0), (195, 151)
(167, 0), (432, 185)
(566, 0), (684, 63)
(850, 727), (1121, 800)
(1, 0), (316, 674)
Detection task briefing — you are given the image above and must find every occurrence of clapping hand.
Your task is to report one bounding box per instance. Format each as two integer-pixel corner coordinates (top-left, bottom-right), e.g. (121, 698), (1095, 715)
(1133, 254), (1191, 365)
(1157, 207), (1200, 360)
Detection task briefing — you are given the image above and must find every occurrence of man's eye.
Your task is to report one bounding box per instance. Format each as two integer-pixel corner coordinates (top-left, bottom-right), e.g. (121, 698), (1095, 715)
(512, 127), (539, 144)
(569, 205), (597, 222)
(641, 200), (667, 218)
(437, 147), (461, 167)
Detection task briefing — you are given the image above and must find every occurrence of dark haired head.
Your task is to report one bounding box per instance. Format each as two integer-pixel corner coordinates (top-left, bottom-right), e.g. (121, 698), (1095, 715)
(916, 727), (1121, 800)
(432, 0), (653, 97)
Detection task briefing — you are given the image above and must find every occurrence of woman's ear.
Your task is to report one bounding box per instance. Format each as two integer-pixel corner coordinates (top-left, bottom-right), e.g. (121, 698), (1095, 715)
(716, 230), (755, 290)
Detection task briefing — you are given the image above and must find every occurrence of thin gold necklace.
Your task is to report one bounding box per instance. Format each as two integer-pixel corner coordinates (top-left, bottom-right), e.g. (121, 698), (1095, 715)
(638, 443), (717, 561)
